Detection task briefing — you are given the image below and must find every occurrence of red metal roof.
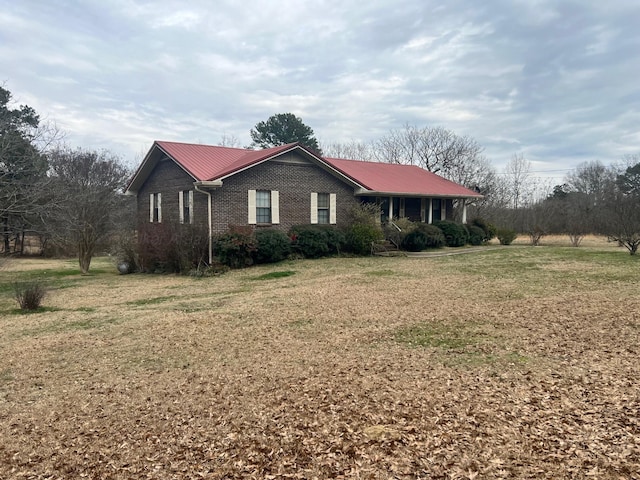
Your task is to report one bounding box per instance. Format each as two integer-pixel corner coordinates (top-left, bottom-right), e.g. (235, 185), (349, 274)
(324, 157), (482, 197)
(131, 141), (481, 198)
(155, 141), (300, 182)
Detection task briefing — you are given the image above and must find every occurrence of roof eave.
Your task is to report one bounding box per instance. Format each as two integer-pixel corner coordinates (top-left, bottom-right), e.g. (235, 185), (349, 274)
(355, 188), (483, 199)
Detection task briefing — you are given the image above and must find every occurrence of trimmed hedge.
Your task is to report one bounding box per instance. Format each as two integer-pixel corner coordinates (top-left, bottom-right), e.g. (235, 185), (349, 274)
(432, 220), (468, 247)
(496, 228), (518, 245)
(402, 224), (445, 251)
(345, 223), (384, 255)
(254, 229), (291, 264)
(289, 225), (329, 258)
(415, 224), (446, 249)
(470, 217), (497, 244)
(465, 225), (485, 246)
(212, 226), (257, 268)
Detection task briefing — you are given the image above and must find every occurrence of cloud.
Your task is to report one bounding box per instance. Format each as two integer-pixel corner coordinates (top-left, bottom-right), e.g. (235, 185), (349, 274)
(0, 0), (638, 176)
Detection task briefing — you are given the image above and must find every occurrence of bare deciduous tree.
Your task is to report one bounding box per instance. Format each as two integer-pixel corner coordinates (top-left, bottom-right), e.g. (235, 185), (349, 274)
(565, 160), (613, 206)
(319, 139), (376, 161)
(375, 125), (485, 181)
(603, 159), (640, 255)
(46, 148), (131, 273)
(218, 133), (241, 148)
(504, 153), (532, 210)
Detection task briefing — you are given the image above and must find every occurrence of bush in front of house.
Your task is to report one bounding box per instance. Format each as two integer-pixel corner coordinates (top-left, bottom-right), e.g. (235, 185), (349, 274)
(432, 220), (468, 247)
(212, 226), (257, 268)
(323, 227), (346, 254)
(345, 223), (384, 255)
(343, 203), (385, 255)
(470, 217), (497, 244)
(289, 225), (331, 258)
(415, 224), (446, 249)
(14, 281), (47, 311)
(137, 223), (182, 273)
(254, 229), (292, 264)
(496, 228), (518, 245)
(385, 217), (416, 248)
(465, 225), (485, 246)
(401, 229), (428, 251)
(137, 223), (209, 273)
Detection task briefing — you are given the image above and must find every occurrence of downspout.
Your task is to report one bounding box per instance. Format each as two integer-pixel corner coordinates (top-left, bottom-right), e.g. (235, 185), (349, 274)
(194, 181), (222, 265)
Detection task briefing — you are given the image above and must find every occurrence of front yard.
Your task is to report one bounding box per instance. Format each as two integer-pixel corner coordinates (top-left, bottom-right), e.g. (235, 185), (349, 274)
(0, 240), (638, 478)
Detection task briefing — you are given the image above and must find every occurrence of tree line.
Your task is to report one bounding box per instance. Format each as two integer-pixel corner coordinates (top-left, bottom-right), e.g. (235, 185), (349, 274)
(3, 88), (640, 277)
(248, 114), (640, 255)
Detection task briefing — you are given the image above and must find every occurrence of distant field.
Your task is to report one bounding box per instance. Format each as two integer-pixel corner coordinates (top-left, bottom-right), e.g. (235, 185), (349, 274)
(1, 241), (638, 479)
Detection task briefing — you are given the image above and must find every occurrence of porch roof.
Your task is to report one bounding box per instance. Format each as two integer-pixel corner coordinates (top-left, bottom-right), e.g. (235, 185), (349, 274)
(323, 157), (482, 198)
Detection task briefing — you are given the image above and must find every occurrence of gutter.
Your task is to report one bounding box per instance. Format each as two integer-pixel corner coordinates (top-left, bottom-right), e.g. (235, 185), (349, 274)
(193, 180), (223, 264)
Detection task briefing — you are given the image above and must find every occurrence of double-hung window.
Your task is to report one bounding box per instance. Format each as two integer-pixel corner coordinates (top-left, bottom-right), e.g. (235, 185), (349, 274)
(256, 190), (271, 224)
(317, 193), (330, 224)
(248, 190), (280, 225)
(149, 193), (162, 223)
(311, 192), (336, 224)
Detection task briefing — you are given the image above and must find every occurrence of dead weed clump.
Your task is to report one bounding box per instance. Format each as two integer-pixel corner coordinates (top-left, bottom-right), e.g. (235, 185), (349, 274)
(13, 280), (47, 311)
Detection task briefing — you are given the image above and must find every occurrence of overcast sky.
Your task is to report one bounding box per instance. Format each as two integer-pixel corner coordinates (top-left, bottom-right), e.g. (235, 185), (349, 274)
(2, 0), (639, 180)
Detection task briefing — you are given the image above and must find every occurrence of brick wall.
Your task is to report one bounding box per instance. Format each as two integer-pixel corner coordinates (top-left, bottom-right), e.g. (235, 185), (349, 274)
(210, 155), (359, 234)
(136, 154), (360, 234)
(136, 159), (208, 227)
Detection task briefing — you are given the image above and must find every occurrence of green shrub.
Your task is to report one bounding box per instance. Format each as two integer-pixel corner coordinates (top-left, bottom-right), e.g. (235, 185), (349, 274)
(213, 226), (257, 268)
(324, 228), (346, 254)
(466, 225), (485, 246)
(289, 225), (330, 258)
(385, 217), (416, 247)
(401, 229), (428, 251)
(496, 228), (518, 245)
(14, 281), (47, 310)
(345, 223), (384, 255)
(288, 225), (344, 257)
(432, 220), (468, 247)
(415, 224), (445, 249)
(470, 217), (497, 243)
(254, 229), (291, 264)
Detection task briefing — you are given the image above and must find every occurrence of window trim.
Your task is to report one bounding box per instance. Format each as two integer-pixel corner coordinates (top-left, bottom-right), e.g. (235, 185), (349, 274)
(311, 192), (336, 225)
(248, 189), (279, 225)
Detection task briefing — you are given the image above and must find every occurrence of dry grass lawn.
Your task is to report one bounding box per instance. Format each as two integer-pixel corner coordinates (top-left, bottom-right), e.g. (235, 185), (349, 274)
(1, 237), (639, 479)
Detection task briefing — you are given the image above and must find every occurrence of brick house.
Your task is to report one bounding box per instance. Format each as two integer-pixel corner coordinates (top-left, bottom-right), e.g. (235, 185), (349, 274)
(125, 141), (482, 261)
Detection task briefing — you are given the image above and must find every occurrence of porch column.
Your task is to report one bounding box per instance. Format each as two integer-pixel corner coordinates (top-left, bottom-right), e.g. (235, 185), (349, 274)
(442, 199), (446, 220)
(388, 196), (393, 221)
(461, 200), (467, 224)
(420, 198), (426, 223)
(428, 198), (433, 224)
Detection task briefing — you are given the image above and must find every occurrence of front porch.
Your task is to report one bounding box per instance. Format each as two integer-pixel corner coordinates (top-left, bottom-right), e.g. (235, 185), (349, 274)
(359, 196), (469, 224)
